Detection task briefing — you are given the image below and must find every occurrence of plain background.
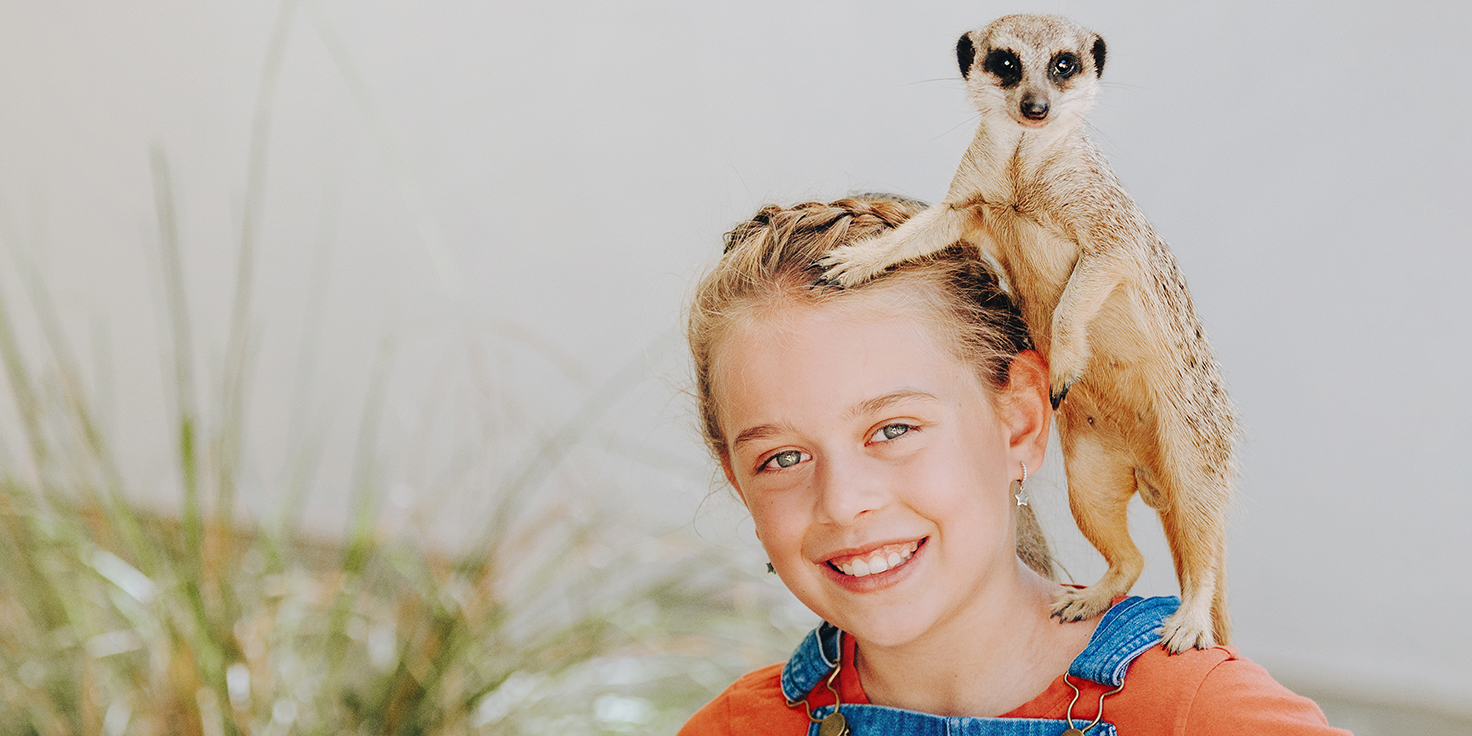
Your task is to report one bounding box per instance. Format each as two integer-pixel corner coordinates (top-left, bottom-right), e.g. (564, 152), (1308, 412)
(0, 0), (1467, 727)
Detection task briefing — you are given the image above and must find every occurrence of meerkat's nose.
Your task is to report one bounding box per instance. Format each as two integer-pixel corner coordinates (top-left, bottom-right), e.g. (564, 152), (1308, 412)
(1020, 95), (1050, 120)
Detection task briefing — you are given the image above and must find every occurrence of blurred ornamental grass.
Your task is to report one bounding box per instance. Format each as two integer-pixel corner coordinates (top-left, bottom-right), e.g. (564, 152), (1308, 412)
(0, 4), (809, 733)
(0, 145), (801, 736)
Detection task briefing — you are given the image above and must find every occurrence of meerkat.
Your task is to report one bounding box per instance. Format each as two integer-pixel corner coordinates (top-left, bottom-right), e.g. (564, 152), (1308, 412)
(818, 14), (1237, 652)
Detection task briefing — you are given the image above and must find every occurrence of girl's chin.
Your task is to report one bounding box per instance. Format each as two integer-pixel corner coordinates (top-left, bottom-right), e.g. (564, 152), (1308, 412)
(827, 604), (940, 652)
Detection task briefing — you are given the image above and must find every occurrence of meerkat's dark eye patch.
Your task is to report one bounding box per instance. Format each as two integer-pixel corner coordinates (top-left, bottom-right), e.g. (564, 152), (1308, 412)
(982, 48), (1023, 87)
(956, 34), (976, 79)
(1050, 52), (1080, 80)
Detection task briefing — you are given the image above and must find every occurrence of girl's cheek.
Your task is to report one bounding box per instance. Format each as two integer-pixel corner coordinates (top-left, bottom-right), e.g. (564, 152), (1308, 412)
(746, 491), (791, 527)
(748, 494), (802, 544)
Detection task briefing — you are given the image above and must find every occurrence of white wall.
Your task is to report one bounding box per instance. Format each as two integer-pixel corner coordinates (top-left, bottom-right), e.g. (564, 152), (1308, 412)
(1, 0), (1467, 721)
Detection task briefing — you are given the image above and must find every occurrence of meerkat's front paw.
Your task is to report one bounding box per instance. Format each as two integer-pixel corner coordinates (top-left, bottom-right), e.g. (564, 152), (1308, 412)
(1046, 338), (1089, 408)
(1050, 380), (1073, 410)
(1048, 367), (1082, 410)
(1159, 606), (1216, 653)
(1050, 585), (1115, 623)
(815, 237), (897, 288)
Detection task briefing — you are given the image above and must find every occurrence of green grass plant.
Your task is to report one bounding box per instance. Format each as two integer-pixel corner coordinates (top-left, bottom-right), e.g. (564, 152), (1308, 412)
(0, 144), (797, 736)
(0, 6), (809, 731)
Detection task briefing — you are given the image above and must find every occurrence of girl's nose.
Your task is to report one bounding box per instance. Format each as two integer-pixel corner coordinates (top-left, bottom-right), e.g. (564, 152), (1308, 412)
(813, 451), (887, 524)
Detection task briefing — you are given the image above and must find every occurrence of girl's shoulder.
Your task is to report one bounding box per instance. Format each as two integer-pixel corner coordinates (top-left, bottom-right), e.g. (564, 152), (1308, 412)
(676, 662), (815, 736)
(1021, 596), (1346, 735)
(1101, 643), (1348, 736)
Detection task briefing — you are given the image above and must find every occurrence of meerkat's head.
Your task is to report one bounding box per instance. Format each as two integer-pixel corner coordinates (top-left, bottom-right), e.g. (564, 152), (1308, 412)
(957, 15), (1105, 133)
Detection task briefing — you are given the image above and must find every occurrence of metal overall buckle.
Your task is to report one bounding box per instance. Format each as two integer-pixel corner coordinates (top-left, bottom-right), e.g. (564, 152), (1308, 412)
(784, 629), (849, 736)
(1060, 672), (1124, 736)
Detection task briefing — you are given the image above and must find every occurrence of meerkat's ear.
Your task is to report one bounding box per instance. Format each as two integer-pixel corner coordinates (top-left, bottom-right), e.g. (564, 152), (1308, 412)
(1091, 35), (1107, 77)
(957, 33), (976, 79)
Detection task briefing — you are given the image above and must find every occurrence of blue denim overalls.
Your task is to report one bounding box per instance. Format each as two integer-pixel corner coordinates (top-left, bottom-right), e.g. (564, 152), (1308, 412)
(780, 596), (1181, 735)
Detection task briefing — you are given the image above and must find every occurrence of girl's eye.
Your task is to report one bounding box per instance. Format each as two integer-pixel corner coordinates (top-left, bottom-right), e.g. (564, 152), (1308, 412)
(761, 450), (809, 471)
(871, 424), (913, 442)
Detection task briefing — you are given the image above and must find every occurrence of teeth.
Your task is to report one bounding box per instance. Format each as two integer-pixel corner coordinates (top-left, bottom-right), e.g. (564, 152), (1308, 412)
(833, 541), (918, 577)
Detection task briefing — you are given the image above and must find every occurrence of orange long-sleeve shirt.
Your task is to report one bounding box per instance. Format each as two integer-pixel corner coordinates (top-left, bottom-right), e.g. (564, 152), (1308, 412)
(681, 611), (1348, 735)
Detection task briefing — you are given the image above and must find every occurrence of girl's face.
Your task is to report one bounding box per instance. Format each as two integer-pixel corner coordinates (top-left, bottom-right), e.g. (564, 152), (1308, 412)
(714, 298), (1046, 649)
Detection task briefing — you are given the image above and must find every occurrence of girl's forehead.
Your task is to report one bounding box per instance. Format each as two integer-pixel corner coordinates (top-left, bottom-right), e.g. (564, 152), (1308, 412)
(719, 295), (940, 361)
(718, 286), (952, 362)
(710, 298), (975, 415)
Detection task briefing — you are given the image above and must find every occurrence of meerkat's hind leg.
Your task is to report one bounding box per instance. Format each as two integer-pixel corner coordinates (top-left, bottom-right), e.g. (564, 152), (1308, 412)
(816, 203), (971, 287)
(1051, 426), (1145, 622)
(1142, 441), (1236, 650)
(1153, 468), (1231, 653)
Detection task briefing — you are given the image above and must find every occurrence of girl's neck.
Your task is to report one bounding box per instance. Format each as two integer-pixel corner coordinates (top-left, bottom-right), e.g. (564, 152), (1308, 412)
(852, 565), (1099, 717)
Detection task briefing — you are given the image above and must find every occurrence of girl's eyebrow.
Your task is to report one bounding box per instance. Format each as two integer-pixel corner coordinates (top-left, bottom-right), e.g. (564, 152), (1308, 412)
(731, 390), (940, 450)
(731, 421), (795, 450)
(849, 389), (939, 418)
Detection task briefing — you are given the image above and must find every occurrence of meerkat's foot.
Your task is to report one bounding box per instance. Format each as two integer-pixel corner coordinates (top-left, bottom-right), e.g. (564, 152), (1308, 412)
(1159, 604), (1217, 653)
(815, 238), (898, 288)
(1050, 585), (1117, 623)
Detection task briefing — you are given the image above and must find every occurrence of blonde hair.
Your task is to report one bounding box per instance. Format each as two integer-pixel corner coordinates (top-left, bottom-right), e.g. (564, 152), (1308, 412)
(688, 195), (1055, 578)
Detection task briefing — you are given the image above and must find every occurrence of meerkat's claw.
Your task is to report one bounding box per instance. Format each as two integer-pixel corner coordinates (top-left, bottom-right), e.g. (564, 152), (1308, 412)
(816, 240), (897, 287)
(815, 259), (865, 288)
(1049, 585), (1116, 623)
(1046, 348), (1086, 409)
(1050, 383), (1071, 410)
(804, 260), (838, 288)
(1158, 609), (1217, 653)
(1159, 618), (1218, 653)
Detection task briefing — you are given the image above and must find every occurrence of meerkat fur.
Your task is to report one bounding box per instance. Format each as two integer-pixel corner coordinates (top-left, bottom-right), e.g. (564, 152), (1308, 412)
(819, 14), (1237, 653)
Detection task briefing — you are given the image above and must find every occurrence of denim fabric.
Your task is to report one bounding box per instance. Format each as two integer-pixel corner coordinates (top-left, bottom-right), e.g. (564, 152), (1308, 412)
(781, 622), (842, 702)
(806, 705), (1118, 736)
(779, 595), (1181, 735)
(1067, 595), (1181, 686)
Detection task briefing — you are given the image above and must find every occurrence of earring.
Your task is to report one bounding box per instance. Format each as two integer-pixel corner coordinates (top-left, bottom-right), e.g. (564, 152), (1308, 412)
(766, 562), (776, 574)
(1011, 462), (1031, 507)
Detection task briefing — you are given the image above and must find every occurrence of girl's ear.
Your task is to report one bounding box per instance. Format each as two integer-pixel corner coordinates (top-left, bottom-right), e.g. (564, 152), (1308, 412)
(1002, 350), (1052, 468)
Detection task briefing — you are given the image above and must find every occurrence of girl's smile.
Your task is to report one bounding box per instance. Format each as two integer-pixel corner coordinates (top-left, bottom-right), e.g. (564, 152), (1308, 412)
(826, 537), (922, 578)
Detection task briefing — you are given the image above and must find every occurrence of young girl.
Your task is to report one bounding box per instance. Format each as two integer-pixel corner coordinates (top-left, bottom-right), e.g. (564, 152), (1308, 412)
(680, 196), (1347, 735)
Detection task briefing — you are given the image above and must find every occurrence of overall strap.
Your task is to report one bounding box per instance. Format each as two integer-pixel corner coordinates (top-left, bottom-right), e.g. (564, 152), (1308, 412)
(780, 621), (842, 702)
(1066, 595), (1180, 686)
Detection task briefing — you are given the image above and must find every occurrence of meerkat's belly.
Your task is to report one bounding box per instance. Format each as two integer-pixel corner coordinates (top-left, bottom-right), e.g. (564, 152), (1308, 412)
(1078, 291), (1168, 404)
(980, 206), (1077, 305)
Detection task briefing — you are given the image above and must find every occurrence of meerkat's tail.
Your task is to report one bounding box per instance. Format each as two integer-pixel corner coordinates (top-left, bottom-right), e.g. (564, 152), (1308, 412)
(1211, 559), (1232, 645)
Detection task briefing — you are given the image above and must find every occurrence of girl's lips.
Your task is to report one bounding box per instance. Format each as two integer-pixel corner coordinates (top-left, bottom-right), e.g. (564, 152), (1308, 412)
(825, 538), (925, 578)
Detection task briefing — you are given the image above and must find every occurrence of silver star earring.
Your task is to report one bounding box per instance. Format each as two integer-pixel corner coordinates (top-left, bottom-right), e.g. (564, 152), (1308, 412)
(1011, 462), (1031, 507)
